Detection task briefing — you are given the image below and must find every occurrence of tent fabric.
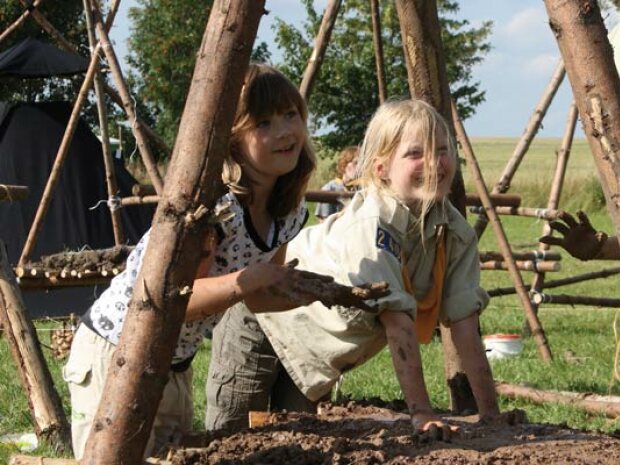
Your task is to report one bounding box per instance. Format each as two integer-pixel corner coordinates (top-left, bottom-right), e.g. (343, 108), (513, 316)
(0, 101), (154, 317)
(0, 37), (89, 78)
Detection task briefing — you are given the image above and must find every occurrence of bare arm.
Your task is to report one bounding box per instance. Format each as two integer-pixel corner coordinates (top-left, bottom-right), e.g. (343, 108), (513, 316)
(379, 311), (454, 435)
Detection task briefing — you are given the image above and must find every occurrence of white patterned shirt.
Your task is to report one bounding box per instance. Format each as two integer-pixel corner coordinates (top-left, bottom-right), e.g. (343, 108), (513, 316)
(84, 192), (308, 364)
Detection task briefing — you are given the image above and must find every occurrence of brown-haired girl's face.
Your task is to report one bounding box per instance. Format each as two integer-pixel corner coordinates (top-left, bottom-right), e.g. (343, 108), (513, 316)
(237, 106), (305, 185)
(376, 126), (455, 207)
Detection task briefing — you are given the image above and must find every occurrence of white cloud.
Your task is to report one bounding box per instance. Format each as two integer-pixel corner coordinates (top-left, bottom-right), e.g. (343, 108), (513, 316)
(505, 7), (547, 37)
(523, 53), (561, 78)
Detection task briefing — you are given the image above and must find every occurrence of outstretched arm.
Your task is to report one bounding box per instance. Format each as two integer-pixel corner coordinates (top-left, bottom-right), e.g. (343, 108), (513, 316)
(539, 210), (619, 260)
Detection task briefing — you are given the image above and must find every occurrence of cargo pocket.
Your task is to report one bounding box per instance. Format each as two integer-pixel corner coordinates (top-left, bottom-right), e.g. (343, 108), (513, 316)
(62, 329), (98, 419)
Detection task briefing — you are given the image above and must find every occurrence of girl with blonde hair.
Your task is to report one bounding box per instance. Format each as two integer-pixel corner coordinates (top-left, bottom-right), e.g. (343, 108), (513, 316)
(207, 98), (509, 436)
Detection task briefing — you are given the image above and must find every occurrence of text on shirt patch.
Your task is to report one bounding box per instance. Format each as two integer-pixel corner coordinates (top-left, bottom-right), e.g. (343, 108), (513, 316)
(376, 226), (401, 261)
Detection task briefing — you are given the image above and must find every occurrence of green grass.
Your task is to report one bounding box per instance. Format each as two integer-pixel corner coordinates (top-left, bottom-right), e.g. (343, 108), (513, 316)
(2, 137), (619, 461)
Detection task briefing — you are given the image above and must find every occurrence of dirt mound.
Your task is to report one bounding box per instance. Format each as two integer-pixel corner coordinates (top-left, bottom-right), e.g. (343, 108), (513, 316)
(172, 401), (620, 465)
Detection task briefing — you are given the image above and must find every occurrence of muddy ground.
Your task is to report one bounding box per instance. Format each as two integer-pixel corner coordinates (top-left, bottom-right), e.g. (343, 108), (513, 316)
(172, 400), (620, 465)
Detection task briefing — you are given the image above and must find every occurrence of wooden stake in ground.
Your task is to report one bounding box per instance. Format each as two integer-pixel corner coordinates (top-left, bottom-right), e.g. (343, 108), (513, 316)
(395, 0), (475, 414)
(452, 100), (553, 362)
(543, 0), (620, 254)
(80, 2), (266, 463)
(299, 0), (342, 102)
(0, 239), (70, 451)
(82, 0), (125, 246)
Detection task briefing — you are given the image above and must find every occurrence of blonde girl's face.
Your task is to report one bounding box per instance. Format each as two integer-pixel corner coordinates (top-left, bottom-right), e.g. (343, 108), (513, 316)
(377, 126), (455, 207)
(237, 106), (305, 185)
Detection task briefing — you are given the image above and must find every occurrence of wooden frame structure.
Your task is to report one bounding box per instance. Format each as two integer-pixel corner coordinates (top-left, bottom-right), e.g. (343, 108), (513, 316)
(1, 0), (620, 462)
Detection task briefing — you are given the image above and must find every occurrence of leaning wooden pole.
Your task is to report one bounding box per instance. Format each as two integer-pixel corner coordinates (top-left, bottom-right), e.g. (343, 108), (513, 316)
(80, 2), (264, 463)
(299, 0), (342, 102)
(525, 102), (578, 335)
(370, 0), (387, 103)
(474, 61), (566, 237)
(17, 0), (172, 157)
(544, 0), (620, 250)
(0, 0), (45, 45)
(18, 42), (104, 266)
(452, 100), (553, 362)
(89, 1), (164, 195)
(83, 0), (124, 245)
(0, 239), (71, 451)
(395, 0), (476, 413)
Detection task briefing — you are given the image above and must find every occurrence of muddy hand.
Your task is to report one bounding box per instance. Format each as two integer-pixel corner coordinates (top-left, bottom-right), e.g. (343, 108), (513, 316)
(539, 210), (607, 261)
(319, 280), (390, 312)
(411, 413), (459, 442)
(479, 409), (527, 426)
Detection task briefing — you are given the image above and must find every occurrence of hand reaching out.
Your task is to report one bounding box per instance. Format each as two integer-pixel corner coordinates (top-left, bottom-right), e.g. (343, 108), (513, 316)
(539, 211), (608, 261)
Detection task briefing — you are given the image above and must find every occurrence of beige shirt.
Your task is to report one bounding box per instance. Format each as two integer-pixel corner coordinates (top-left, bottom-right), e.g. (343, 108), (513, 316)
(257, 188), (488, 401)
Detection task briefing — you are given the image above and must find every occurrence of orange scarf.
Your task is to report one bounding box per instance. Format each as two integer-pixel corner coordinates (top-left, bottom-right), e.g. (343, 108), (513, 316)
(401, 225), (446, 344)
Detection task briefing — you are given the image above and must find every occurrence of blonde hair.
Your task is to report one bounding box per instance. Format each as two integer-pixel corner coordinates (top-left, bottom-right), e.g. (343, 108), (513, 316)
(223, 63), (316, 217)
(357, 99), (457, 228)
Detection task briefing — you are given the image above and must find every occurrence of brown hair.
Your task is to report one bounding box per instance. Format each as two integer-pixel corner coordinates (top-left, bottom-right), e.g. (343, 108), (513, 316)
(222, 63), (316, 218)
(335, 146), (359, 178)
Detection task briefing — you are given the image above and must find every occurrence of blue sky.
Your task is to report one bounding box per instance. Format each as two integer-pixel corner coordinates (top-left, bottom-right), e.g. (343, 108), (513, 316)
(109, 0), (620, 137)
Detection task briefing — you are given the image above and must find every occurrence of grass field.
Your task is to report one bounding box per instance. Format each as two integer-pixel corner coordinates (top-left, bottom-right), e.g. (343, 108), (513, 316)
(1, 137), (619, 460)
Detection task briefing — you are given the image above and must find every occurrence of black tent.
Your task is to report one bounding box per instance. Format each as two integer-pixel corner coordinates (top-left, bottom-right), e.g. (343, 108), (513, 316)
(0, 101), (154, 317)
(0, 37), (89, 78)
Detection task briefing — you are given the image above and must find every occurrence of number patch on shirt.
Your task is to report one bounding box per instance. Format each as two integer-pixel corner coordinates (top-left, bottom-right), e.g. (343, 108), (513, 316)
(376, 226), (401, 261)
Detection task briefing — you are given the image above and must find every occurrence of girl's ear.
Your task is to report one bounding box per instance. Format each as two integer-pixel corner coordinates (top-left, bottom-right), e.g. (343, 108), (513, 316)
(375, 161), (388, 180)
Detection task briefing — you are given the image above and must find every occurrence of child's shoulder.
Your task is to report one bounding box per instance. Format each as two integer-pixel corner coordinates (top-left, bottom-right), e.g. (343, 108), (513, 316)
(346, 188), (410, 235)
(443, 201), (476, 244)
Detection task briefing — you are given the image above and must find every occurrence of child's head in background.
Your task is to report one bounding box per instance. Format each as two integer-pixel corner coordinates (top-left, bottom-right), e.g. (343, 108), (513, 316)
(224, 64), (316, 217)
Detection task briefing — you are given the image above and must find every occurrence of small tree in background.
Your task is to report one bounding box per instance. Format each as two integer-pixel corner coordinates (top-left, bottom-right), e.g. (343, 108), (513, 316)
(126, 0), (270, 153)
(274, 0), (492, 150)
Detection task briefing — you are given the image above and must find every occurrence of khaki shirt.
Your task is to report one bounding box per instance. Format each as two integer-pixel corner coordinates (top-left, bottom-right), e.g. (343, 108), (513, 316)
(257, 188), (488, 401)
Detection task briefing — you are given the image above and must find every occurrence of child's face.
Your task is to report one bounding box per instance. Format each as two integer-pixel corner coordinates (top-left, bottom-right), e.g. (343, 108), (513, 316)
(237, 106), (305, 185)
(376, 126), (454, 207)
(343, 157), (358, 182)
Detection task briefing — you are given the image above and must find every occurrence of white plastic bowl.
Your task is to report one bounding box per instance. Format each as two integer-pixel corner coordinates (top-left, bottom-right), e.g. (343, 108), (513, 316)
(483, 333), (523, 360)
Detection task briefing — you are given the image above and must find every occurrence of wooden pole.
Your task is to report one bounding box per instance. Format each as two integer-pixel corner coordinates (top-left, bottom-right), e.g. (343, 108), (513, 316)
(299, 0), (342, 102)
(0, 240), (71, 451)
(474, 61), (566, 237)
(81, 2), (265, 463)
(525, 102), (579, 335)
(495, 382), (620, 418)
(395, 0), (475, 413)
(0, 184), (28, 202)
(479, 251), (562, 262)
(531, 292), (620, 307)
(126, 188), (521, 207)
(16, 0), (172, 157)
(83, 0), (125, 246)
(488, 266), (620, 297)
(543, 0), (620, 255)
(18, 42), (105, 266)
(0, 0), (45, 45)
(480, 260), (560, 273)
(369, 0), (387, 103)
(469, 206), (564, 221)
(452, 100), (553, 362)
(89, 1), (164, 195)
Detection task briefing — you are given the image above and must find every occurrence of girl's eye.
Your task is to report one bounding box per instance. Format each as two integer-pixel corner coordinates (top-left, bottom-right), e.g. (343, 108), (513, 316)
(406, 150), (423, 159)
(256, 119), (270, 128)
(285, 109), (298, 119)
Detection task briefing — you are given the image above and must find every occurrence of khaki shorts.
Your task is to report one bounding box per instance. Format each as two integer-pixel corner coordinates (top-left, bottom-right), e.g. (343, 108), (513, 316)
(63, 325), (193, 458)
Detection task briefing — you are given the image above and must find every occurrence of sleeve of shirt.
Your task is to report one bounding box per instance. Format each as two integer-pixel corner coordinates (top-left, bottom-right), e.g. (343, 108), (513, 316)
(440, 231), (490, 324)
(340, 217), (416, 317)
